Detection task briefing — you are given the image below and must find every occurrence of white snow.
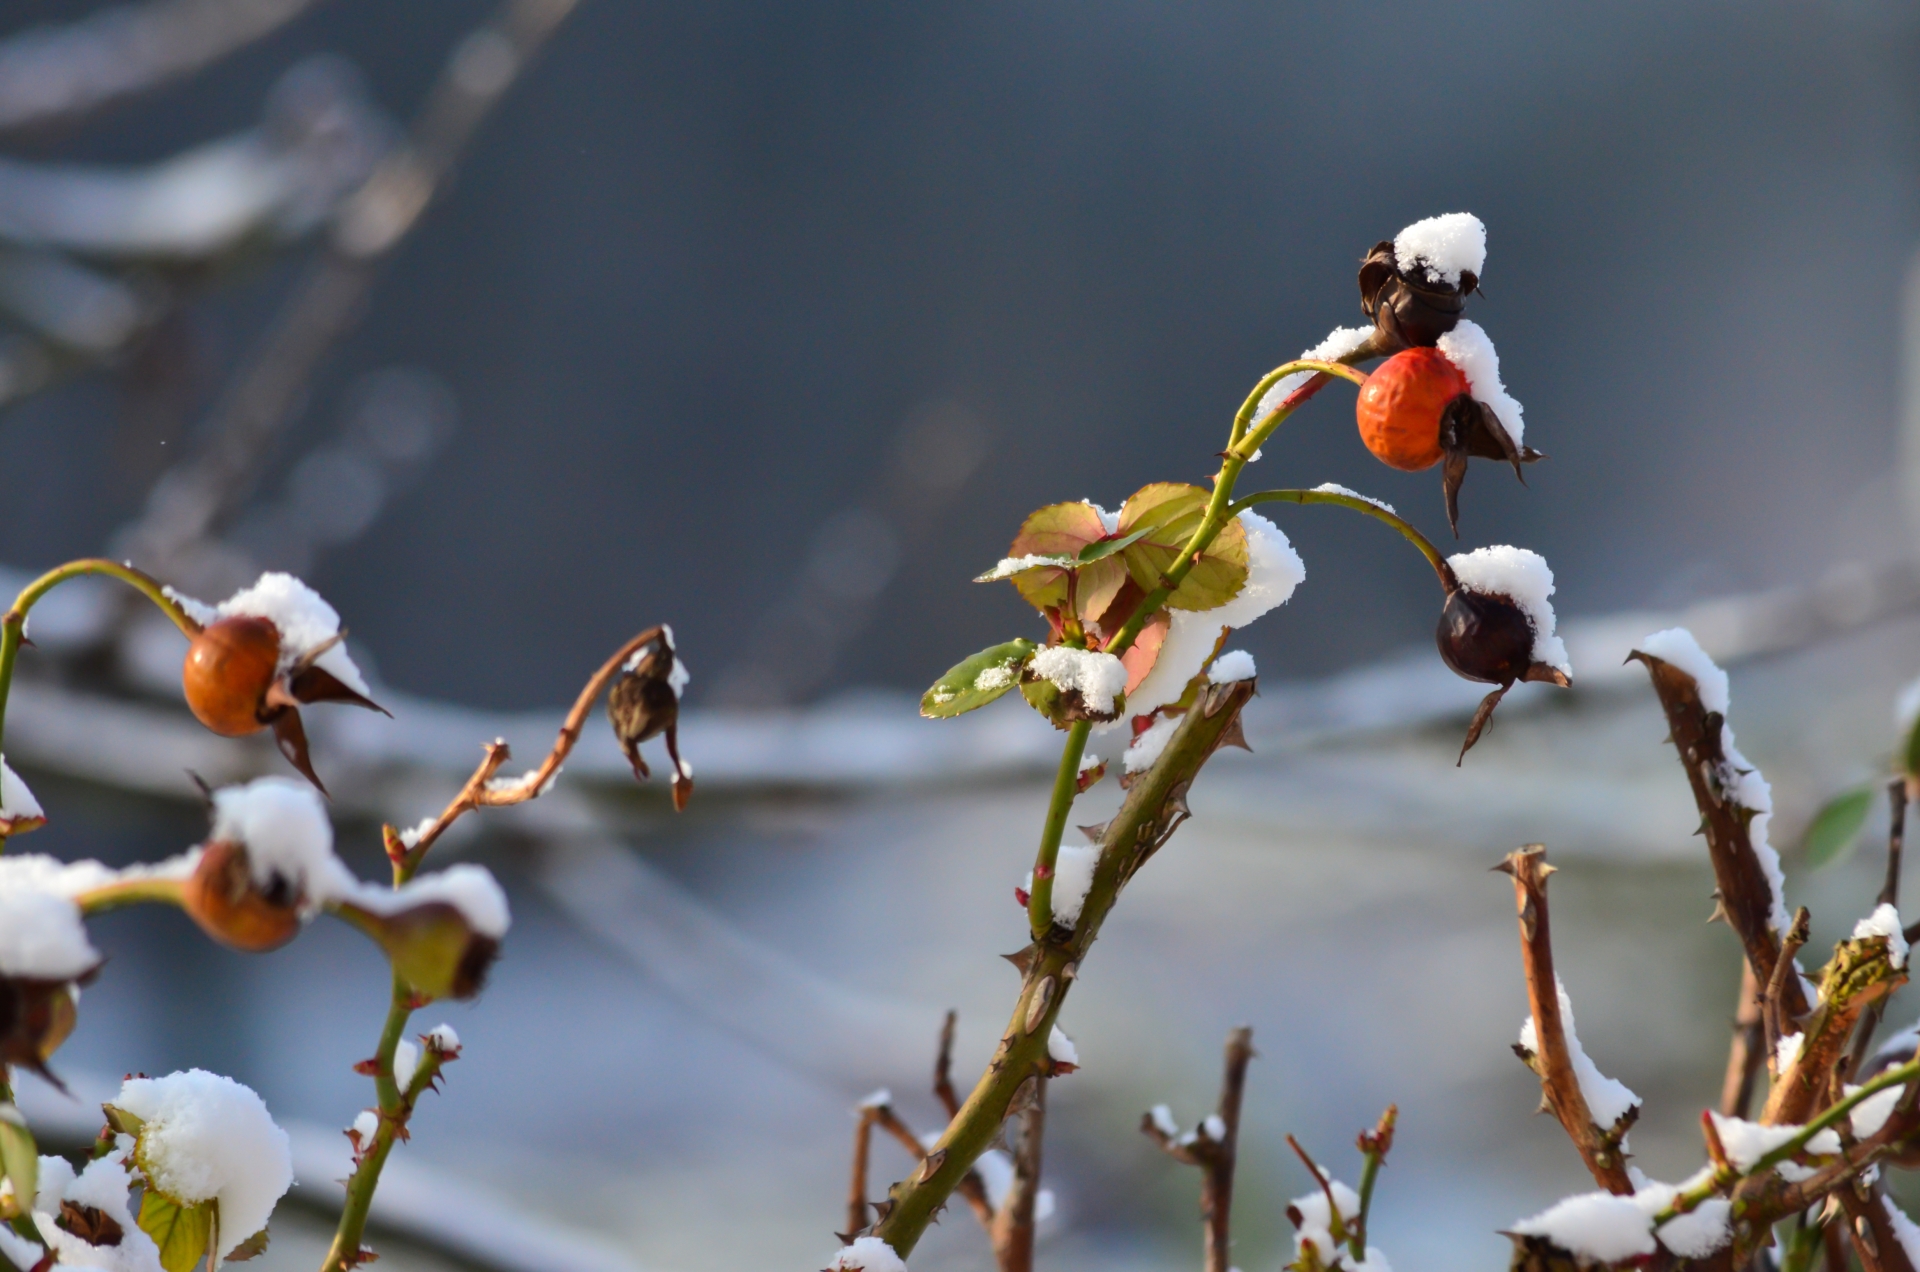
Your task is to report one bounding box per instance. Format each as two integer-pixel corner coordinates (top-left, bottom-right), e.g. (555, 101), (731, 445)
(0, 888), (98, 979)
(1202, 1114), (1226, 1142)
(1209, 650), (1257, 683)
(1119, 510), (1304, 721)
(1511, 1193), (1655, 1263)
(1024, 844), (1098, 927)
(1854, 903), (1909, 967)
(349, 863), (511, 938)
(1076, 749), (1102, 772)
(1290, 1179), (1361, 1264)
(966, 1148), (1056, 1222)
(1885, 1197), (1920, 1270)
(1149, 1105), (1179, 1138)
(1048, 1025), (1078, 1066)
(169, 572), (369, 697)
(1392, 212), (1486, 287)
(1253, 326), (1375, 425)
(483, 766), (560, 799)
(976, 553), (1075, 582)
(1628, 1168), (1731, 1259)
(857, 1088), (891, 1110)
(1848, 1083), (1904, 1139)
(1636, 628), (1791, 937)
(30, 1153), (163, 1272)
(396, 816), (438, 850)
(1310, 482), (1396, 515)
(393, 1039), (420, 1092)
(0, 756), (43, 825)
(1707, 1112), (1840, 1183)
(1083, 501), (1121, 534)
(210, 776), (353, 910)
(1774, 1032), (1804, 1074)
(1516, 977), (1639, 1129)
(1123, 715), (1181, 774)
(829, 1236), (906, 1271)
(1448, 545), (1570, 676)
(113, 1070), (292, 1258)
(0, 852), (197, 901)
(1028, 646), (1128, 717)
(1436, 320), (1525, 449)
(0, 1216), (43, 1272)
(426, 1023), (460, 1053)
(350, 1110), (379, 1141)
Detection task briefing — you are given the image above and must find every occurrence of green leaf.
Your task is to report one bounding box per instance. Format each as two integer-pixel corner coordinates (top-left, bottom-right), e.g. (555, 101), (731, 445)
(138, 1188), (214, 1272)
(1905, 714), (1920, 780)
(1803, 785), (1873, 868)
(0, 1106), (36, 1219)
(1115, 483), (1248, 611)
(1075, 526), (1152, 566)
(920, 639), (1037, 719)
(224, 1228), (269, 1263)
(1001, 503), (1128, 620)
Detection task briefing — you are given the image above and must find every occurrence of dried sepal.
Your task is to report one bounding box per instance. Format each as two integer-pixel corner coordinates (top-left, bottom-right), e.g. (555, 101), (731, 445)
(0, 975), (88, 1090)
(1358, 238), (1477, 351)
(1439, 395), (1544, 537)
(608, 629), (691, 811)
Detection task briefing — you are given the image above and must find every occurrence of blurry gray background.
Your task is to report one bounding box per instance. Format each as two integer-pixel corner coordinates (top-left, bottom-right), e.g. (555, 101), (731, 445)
(4, 2), (1920, 1271)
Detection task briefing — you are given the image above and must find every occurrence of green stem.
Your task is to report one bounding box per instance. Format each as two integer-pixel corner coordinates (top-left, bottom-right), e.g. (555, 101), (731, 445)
(1651, 1057), (1920, 1226)
(74, 878), (187, 915)
(1780, 1217), (1824, 1272)
(1228, 358), (1372, 452)
(0, 559), (200, 812)
(1230, 489), (1456, 590)
(1351, 1144), (1387, 1261)
(1027, 722), (1092, 938)
(321, 976), (415, 1272)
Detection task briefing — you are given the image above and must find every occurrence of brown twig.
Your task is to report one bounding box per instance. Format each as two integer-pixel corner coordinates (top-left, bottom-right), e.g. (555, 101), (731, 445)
(1719, 959), (1766, 1117)
(1497, 844), (1634, 1194)
(393, 626), (670, 876)
(1850, 780), (1913, 1078)
(1142, 1028), (1255, 1272)
(1764, 915), (1907, 1125)
(1764, 908), (1812, 1077)
(844, 1105), (880, 1242)
(1286, 1134), (1348, 1246)
(989, 1077), (1046, 1272)
(934, 1010), (961, 1121)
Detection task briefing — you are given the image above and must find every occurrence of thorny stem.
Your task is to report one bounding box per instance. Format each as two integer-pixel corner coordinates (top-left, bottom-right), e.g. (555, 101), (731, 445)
(1764, 908), (1812, 1078)
(321, 976), (415, 1272)
(874, 681), (1258, 1256)
(1229, 488), (1455, 590)
(1651, 1056), (1920, 1226)
(1499, 844), (1635, 1194)
(0, 559), (200, 824)
(847, 1106), (879, 1241)
(395, 625), (665, 880)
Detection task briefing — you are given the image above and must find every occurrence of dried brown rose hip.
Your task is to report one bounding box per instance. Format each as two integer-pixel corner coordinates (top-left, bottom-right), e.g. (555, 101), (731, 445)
(181, 838), (303, 952)
(1436, 587), (1536, 687)
(1434, 556), (1570, 763)
(608, 627), (692, 811)
(1357, 239), (1475, 351)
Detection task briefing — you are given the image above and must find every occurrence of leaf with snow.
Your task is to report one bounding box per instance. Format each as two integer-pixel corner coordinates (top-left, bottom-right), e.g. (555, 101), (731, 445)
(1115, 483), (1248, 612)
(1802, 785), (1872, 868)
(1002, 502), (1127, 620)
(920, 639), (1037, 719)
(137, 1189), (213, 1272)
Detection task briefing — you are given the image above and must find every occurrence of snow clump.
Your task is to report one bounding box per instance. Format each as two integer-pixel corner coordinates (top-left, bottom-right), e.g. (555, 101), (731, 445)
(1853, 903), (1909, 967)
(1517, 977), (1638, 1129)
(211, 776), (354, 910)
(1449, 545), (1569, 676)
(1048, 1025), (1078, 1067)
(29, 1151), (163, 1272)
(1311, 482), (1395, 515)
(1636, 628), (1790, 937)
(1392, 212), (1486, 287)
(0, 757), (43, 826)
(1291, 1178), (1387, 1270)
(1123, 715), (1182, 775)
(1023, 844), (1098, 927)
(167, 572), (370, 696)
(0, 888), (98, 979)
(348, 863), (511, 938)
(1436, 320), (1525, 449)
(1209, 650), (1256, 684)
(113, 1069), (293, 1258)
(829, 1236), (907, 1271)
(1707, 1112), (1840, 1183)
(1028, 646), (1128, 718)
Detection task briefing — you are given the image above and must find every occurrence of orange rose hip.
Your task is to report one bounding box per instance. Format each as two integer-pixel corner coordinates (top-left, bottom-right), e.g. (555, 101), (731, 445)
(182, 615), (281, 736)
(1353, 347), (1470, 471)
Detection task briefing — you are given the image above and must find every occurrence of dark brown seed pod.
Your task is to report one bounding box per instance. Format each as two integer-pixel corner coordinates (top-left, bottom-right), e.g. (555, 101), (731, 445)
(608, 630), (691, 810)
(0, 975), (86, 1090)
(1358, 240), (1477, 351)
(181, 839), (303, 953)
(1436, 587), (1571, 763)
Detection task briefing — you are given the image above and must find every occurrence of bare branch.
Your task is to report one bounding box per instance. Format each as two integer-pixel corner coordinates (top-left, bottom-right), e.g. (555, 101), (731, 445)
(989, 1077), (1045, 1272)
(934, 1010), (961, 1122)
(1719, 959), (1765, 1118)
(843, 1106), (879, 1243)
(1498, 844), (1634, 1194)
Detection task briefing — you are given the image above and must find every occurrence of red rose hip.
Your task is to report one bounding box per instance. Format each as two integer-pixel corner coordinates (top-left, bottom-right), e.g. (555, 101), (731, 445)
(183, 616), (281, 736)
(1353, 348), (1470, 472)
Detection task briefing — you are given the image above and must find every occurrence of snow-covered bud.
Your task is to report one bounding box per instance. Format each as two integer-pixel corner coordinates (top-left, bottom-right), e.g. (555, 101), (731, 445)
(338, 866), (509, 1002)
(181, 778), (349, 951)
(172, 573), (388, 792)
(1357, 213), (1484, 351)
(1437, 547), (1572, 760)
(0, 890), (100, 1083)
(1022, 646), (1128, 728)
(607, 627), (692, 811)
(0, 758), (46, 838)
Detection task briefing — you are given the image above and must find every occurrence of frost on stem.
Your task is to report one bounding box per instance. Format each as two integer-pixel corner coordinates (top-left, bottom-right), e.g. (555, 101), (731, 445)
(1516, 977), (1641, 1133)
(1252, 326), (1377, 429)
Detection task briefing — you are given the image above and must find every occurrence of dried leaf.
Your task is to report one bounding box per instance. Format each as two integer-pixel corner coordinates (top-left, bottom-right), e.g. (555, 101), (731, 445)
(224, 1228), (269, 1263)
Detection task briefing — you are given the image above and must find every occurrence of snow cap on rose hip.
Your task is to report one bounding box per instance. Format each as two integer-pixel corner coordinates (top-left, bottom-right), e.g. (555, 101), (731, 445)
(1358, 212), (1485, 351)
(607, 626), (692, 811)
(333, 865), (510, 1001)
(169, 573), (388, 793)
(181, 777), (354, 952)
(1436, 545), (1571, 762)
(0, 888), (100, 1086)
